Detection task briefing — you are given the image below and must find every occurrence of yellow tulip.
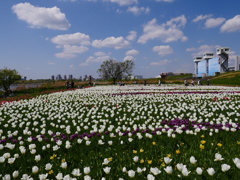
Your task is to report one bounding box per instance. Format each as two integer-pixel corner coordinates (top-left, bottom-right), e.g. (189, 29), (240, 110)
(147, 160), (152, 164)
(200, 144), (205, 150)
(176, 149), (180, 154)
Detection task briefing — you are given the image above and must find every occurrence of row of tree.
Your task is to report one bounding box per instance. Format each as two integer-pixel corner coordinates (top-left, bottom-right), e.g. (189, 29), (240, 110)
(0, 59), (134, 95)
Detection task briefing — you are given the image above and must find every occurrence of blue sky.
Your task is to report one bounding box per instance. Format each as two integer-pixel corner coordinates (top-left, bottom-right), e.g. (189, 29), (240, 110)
(1, 0), (240, 80)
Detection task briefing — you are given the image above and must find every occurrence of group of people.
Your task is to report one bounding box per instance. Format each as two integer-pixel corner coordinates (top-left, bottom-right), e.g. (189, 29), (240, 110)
(184, 79), (210, 86)
(118, 81), (125, 86)
(65, 81), (75, 89)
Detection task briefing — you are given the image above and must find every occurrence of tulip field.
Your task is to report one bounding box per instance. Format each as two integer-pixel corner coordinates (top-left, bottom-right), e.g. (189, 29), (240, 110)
(1, 85), (240, 179)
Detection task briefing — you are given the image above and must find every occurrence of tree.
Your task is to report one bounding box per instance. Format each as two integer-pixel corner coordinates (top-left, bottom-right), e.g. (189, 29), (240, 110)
(97, 59), (134, 84)
(0, 67), (21, 94)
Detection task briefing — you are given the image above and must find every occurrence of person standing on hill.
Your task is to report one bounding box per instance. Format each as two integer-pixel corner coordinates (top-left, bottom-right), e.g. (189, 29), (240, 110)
(207, 79), (210, 86)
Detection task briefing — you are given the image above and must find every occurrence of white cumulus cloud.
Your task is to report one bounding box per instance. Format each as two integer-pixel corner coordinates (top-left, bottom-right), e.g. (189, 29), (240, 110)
(192, 14), (212, 22)
(55, 45), (89, 58)
(220, 15), (240, 32)
(92, 36), (130, 49)
(79, 62), (89, 66)
(123, 56), (135, 61)
(153, 45), (173, 56)
(51, 32), (90, 59)
(104, 0), (138, 6)
(126, 31), (137, 41)
(150, 59), (171, 66)
(86, 55), (110, 63)
(94, 51), (108, 56)
(51, 32), (91, 45)
(127, 6), (150, 15)
(12, 2), (70, 30)
(186, 44), (220, 57)
(205, 18), (226, 28)
(125, 49), (139, 56)
(138, 15), (187, 44)
(155, 0), (174, 2)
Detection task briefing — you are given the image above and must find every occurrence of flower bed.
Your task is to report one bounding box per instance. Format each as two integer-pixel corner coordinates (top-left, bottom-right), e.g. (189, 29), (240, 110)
(0, 85), (240, 179)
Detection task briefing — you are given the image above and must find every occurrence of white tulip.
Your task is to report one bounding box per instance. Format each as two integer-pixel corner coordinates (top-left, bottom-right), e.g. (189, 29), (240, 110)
(147, 174), (155, 180)
(12, 171), (19, 178)
(72, 168), (81, 176)
(221, 164), (230, 172)
(236, 162), (240, 169)
(84, 167), (91, 174)
(39, 174), (48, 180)
(176, 163), (186, 172)
(103, 167), (111, 174)
(3, 174), (11, 180)
(122, 167), (127, 173)
(84, 175), (91, 180)
(196, 167), (203, 175)
(214, 153), (224, 161)
(61, 162), (67, 169)
(56, 173), (63, 180)
(128, 170), (135, 178)
(150, 167), (161, 175)
(45, 163), (52, 170)
(233, 158), (240, 164)
(63, 175), (71, 180)
(32, 166), (39, 174)
(35, 155), (41, 162)
(102, 158), (110, 165)
(164, 157), (172, 164)
(182, 167), (191, 176)
(133, 156), (139, 162)
(207, 167), (215, 176)
(164, 166), (173, 174)
(0, 156), (5, 163)
(190, 156), (197, 164)
(8, 157), (15, 164)
(137, 167), (142, 173)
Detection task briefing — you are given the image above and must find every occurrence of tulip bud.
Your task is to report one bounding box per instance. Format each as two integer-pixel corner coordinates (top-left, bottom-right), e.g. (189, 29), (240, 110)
(13, 171), (19, 178)
(128, 170), (135, 178)
(84, 167), (90, 174)
(196, 167), (203, 175)
(32, 166), (39, 174)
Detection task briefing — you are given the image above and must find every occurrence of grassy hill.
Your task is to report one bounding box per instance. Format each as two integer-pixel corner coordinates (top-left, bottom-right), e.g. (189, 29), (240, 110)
(208, 71), (240, 86)
(139, 71), (240, 86)
(162, 71), (240, 86)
